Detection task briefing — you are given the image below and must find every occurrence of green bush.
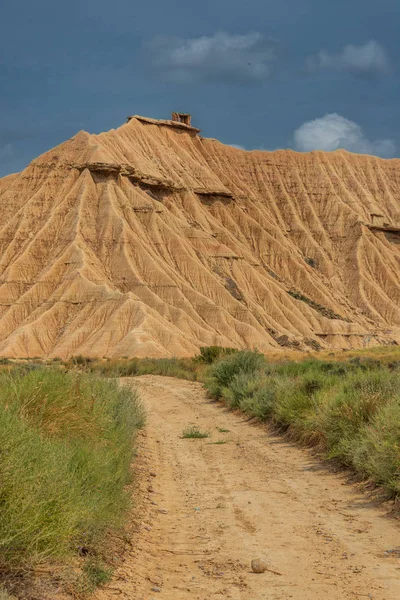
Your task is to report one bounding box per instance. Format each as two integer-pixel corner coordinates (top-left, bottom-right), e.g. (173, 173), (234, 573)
(196, 346), (238, 364)
(305, 370), (399, 461)
(204, 350), (266, 399)
(351, 401), (400, 496)
(0, 368), (144, 568)
(222, 371), (258, 408)
(70, 354), (93, 367)
(230, 374), (277, 420)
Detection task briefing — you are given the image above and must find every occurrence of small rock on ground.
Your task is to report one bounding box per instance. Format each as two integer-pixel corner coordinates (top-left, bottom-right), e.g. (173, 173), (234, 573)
(251, 558), (268, 573)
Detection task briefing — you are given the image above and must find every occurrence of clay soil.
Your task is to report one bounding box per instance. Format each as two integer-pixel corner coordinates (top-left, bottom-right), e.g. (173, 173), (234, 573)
(95, 376), (400, 600)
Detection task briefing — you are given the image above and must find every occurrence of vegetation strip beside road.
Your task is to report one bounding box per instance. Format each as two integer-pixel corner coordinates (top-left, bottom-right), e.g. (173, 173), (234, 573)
(204, 350), (400, 498)
(0, 367), (144, 597)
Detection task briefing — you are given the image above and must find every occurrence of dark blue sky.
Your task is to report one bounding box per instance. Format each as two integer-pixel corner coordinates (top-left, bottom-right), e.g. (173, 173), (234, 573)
(1, 0), (399, 176)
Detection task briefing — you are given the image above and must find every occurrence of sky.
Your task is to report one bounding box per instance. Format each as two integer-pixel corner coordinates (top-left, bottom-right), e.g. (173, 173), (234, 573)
(1, 0), (400, 177)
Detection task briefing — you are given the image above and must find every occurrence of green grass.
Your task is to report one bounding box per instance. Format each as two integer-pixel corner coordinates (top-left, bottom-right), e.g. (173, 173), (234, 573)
(182, 425), (209, 439)
(76, 557), (113, 594)
(203, 351), (400, 499)
(204, 350), (266, 400)
(0, 367), (145, 571)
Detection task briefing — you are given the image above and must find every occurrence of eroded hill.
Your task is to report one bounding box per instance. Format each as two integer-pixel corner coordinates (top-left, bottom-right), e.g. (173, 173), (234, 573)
(0, 114), (399, 358)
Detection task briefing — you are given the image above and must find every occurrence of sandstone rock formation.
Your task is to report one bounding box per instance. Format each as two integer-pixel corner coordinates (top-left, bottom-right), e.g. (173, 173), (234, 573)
(0, 114), (399, 358)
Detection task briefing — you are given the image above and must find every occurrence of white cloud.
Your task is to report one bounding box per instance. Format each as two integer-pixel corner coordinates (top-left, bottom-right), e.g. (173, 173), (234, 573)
(306, 41), (390, 76)
(293, 114), (396, 158)
(146, 31), (280, 83)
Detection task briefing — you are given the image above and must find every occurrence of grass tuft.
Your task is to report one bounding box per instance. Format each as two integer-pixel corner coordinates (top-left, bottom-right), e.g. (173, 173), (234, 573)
(182, 425), (209, 439)
(76, 557), (113, 594)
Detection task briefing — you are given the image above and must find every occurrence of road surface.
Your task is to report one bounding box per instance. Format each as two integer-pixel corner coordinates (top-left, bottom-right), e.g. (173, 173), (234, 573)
(96, 375), (400, 600)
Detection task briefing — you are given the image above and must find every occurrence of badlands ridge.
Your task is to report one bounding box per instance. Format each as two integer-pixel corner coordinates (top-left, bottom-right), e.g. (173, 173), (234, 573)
(0, 114), (399, 358)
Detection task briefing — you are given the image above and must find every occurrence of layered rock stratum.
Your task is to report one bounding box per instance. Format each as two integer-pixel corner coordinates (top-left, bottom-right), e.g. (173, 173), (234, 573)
(0, 114), (399, 358)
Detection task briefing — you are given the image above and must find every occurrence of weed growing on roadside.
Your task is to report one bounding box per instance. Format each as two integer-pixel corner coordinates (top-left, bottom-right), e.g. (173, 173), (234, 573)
(182, 425), (209, 439)
(76, 557), (112, 594)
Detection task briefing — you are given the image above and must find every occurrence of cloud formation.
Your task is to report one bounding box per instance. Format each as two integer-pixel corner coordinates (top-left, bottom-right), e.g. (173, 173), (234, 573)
(306, 41), (390, 76)
(145, 31), (280, 83)
(293, 113), (396, 157)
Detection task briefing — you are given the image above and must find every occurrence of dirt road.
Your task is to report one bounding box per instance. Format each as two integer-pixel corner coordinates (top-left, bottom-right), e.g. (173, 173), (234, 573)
(96, 376), (400, 600)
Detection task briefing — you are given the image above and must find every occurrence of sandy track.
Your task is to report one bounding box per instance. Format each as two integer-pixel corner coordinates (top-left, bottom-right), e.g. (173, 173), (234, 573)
(96, 376), (400, 600)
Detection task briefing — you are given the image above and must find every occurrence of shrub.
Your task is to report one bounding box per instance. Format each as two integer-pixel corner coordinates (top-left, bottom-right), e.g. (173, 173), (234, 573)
(305, 257), (317, 268)
(204, 351), (266, 399)
(70, 355), (93, 367)
(271, 376), (317, 432)
(305, 369), (400, 461)
(222, 371), (258, 408)
(351, 401), (400, 496)
(237, 377), (277, 420)
(196, 346), (238, 364)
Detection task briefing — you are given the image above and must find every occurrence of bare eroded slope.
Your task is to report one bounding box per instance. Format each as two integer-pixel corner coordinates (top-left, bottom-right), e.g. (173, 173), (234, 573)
(0, 115), (400, 357)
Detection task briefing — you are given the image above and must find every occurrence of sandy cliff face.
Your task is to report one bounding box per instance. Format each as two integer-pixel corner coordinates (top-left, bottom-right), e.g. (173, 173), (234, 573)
(0, 116), (399, 358)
